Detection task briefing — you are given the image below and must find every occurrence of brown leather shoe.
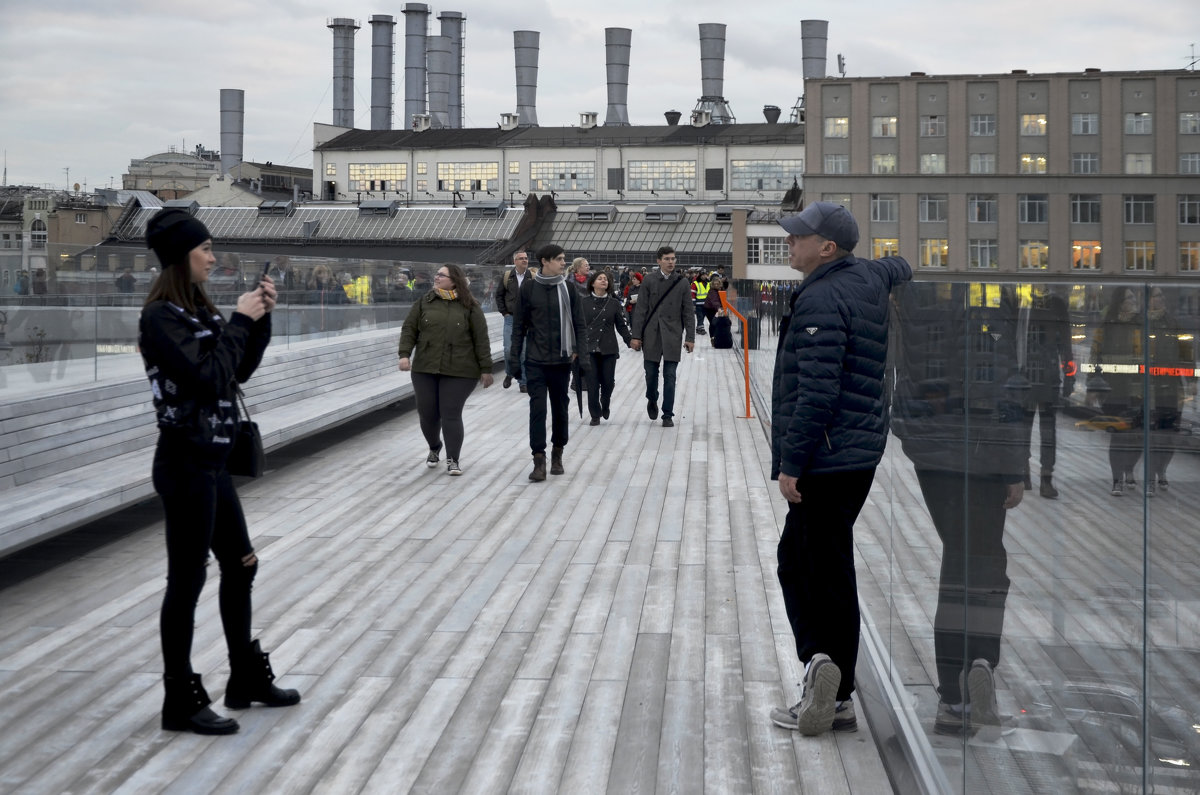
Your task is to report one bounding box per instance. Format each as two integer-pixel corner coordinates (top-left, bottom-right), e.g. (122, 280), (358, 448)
(550, 446), (564, 475)
(529, 453), (546, 481)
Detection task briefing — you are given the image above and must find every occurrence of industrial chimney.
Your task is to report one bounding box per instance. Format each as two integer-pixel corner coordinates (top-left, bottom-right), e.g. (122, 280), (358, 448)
(328, 18), (360, 128)
(514, 30), (540, 127)
(763, 105), (781, 123)
(370, 15), (396, 130)
(427, 35), (452, 128)
(219, 89), (244, 177)
(801, 20), (829, 82)
(694, 23), (735, 124)
(664, 110), (682, 126)
(402, 4), (430, 131)
(438, 11), (465, 128)
(604, 28), (631, 126)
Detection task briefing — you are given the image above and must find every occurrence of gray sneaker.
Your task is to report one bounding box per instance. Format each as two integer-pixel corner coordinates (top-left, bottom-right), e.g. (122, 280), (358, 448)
(426, 446), (441, 468)
(446, 459), (462, 476)
(965, 658), (998, 727)
(832, 699), (857, 732)
(771, 654), (841, 735)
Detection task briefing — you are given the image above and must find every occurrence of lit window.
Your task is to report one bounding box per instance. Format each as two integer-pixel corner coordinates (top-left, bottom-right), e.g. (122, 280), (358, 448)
(872, 238), (900, 258)
(627, 160), (696, 191)
(325, 163), (336, 176)
(349, 162), (409, 192)
(1019, 240), (1049, 270)
(1124, 195), (1155, 224)
(1124, 241), (1155, 271)
(920, 153), (946, 174)
(1181, 153), (1200, 174)
(731, 159), (803, 191)
(509, 161), (520, 174)
(824, 154), (849, 174)
(416, 162), (427, 175)
(872, 116), (898, 137)
(1072, 241), (1102, 270)
(970, 114), (995, 136)
(919, 194), (947, 222)
(1019, 194), (1048, 224)
(1181, 112), (1200, 134)
(969, 239), (999, 269)
(1181, 195), (1200, 225)
(1020, 154), (1047, 174)
(1072, 113), (1099, 135)
(1021, 114), (1047, 135)
(871, 194), (898, 222)
(1125, 153), (1152, 174)
(920, 115), (945, 137)
(872, 154), (897, 174)
(1071, 153), (1099, 174)
(825, 117), (849, 138)
(920, 239), (949, 267)
(1070, 194), (1101, 224)
(436, 161), (500, 192)
(530, 161), (596, 192)
(968, 195), (997, 223)
(969, 153), (995, 174)
(1181, 242), (1200, 271)
(1125, 112), (1153, 134)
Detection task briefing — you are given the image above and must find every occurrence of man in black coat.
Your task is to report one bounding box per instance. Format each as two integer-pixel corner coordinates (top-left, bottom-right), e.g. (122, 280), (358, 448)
(630, 246), (695, 427)
(509, 244), (584, 481)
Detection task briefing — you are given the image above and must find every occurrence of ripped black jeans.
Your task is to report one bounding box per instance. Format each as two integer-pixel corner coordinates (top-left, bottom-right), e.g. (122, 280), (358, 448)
(153, 439), (257, 677)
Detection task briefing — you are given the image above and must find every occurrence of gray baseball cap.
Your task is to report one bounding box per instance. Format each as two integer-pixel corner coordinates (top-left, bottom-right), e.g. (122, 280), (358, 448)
(779, 201), (859, 252)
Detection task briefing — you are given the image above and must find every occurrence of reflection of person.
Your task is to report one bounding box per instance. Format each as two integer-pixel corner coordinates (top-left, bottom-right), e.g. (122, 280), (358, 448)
(496, 251), (535, 391)
(578, 270), (632, 425)
(1144, 287), (1194, 493)
(1089, 287), (1145, 496)
(622, 271), (643, 316)
(691, 270), (709, 335)
(268, 256), (297, 291)
(13, 270), (30, 295)
(768, 202), (911, 736)
(397, 263), (493, 475)
(630, 247), (695, 428)
(570, 257), (591, 295)
(115, 267), (137, 293)
(139, 208), (299, 736)
(1019, 286), (1074, 498)
(32, 269), (47, 295)
(509, 244), (584, 481)
(891, 281), (1025, 737)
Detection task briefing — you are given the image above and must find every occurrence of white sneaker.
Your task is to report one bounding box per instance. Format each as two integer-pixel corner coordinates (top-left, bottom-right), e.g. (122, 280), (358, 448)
(770, 654), (841, 735)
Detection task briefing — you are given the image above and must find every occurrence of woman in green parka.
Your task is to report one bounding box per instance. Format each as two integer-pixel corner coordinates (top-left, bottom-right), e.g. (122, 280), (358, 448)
(398, 263), (493, 475)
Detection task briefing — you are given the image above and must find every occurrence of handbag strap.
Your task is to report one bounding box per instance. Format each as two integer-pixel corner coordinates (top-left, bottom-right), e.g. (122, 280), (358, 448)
(235, 386), (253, 421)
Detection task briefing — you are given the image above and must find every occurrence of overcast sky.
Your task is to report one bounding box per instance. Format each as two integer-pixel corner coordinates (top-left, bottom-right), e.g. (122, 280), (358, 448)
(1, 0), (1196, 190)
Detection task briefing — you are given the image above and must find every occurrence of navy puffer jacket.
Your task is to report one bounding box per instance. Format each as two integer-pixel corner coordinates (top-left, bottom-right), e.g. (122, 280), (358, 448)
(771, 255), (911, 479)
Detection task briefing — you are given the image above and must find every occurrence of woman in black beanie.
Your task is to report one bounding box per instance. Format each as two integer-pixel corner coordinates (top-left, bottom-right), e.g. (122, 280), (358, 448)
(139, 207), (300, 735)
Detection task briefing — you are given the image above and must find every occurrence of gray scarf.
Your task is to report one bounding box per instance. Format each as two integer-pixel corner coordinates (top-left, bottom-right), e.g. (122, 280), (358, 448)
(533, 271), (575, 357)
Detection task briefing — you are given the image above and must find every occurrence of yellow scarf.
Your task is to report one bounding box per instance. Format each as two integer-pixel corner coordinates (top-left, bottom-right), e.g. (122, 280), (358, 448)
(435, 288), (458, 300)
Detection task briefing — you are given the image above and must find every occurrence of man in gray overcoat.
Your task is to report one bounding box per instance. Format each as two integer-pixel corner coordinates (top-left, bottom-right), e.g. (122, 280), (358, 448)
(630, 246), (696, 427)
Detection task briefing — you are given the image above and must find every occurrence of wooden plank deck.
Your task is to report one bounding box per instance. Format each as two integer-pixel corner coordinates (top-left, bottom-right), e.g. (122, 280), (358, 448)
(0, 344), (892, 794)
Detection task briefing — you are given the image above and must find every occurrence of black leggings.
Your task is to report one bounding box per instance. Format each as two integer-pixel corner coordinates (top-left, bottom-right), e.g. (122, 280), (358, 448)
(411, 372), (478, 460)
(153, 440), (256, 677)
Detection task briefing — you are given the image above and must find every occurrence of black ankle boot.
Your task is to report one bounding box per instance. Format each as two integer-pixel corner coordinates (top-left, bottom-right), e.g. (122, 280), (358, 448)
(225, 640), (302, 709)
(162, 673), (239, 735)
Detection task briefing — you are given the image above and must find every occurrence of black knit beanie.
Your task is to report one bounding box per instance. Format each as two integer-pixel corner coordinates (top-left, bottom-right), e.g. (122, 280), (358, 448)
(145, 208), (212, 267)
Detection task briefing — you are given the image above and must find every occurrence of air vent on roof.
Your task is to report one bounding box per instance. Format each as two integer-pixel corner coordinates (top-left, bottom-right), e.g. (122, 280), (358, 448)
(162, 199), (200, 215)
(465, 199), (506, 219)
(302, 219), (321, 239)
(644, 205), (685, 223)
(358, 199), (400, 217)
(257, 200), (295, 217)
(577, 204), (616, 222)
(714, 204), (754, 223)
(412, 113), (432, 131)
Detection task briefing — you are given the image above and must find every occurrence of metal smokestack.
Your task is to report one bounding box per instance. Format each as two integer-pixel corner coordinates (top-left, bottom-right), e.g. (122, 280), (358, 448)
(438, 11), (465, 128)
(427, 35), (451, 128)
(604, 28), (631, 126)
(694, 23), (735, 124)
(328, 18), (360, 128)
(801, 19), (829, 83)
(514, 30), (539, 127)
(219, 89), (244, 177)
(402, 4), (430, 130)
(369, 15), (396, 130)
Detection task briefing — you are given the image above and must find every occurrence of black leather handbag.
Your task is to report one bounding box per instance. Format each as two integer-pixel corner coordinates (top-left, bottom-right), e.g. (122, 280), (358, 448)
(228, 389), (265, 478)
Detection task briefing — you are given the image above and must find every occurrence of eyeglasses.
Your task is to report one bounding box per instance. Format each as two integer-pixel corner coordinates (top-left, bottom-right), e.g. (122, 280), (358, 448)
(435, 272), (451, 279)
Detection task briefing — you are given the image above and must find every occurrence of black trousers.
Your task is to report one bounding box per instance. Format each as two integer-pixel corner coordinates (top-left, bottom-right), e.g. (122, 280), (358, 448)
(915, 469), (1011, 705)
(525, 360), (571, 454)
(777, 468), (875, 702)
(153, 439), (255, 677)
(583, 352), (617, 420)
(411, 372), (478, 460)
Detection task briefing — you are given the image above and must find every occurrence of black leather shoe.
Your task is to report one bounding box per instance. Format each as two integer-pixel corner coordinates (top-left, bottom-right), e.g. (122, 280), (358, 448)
(602, 407), (610, 420)
(162, 674), (239, 735)
(662, 417), (674, 427)
(503, 374), (513, 389)
(225, 640), (302, 709)
(647, 400), (659, 420)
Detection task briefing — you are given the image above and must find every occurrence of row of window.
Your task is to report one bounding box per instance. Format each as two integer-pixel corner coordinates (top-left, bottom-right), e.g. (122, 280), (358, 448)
(866, 239), (1198, 272)
(868, 193), (1200, 225)
(825, 151), (1199, 175)
(827, 111), (1200, 138)
(336, 159), (804, 193)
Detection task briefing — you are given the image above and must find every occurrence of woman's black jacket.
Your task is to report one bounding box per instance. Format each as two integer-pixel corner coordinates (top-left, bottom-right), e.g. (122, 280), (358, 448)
(578, 293), (632, 356)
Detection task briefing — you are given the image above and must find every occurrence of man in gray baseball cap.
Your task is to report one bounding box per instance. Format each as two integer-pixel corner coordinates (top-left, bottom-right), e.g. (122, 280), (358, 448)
(768, 201), (910, 735)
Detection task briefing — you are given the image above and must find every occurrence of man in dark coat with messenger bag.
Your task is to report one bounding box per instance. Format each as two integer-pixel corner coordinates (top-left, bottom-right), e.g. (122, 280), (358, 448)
(630, 245), (695, 427)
